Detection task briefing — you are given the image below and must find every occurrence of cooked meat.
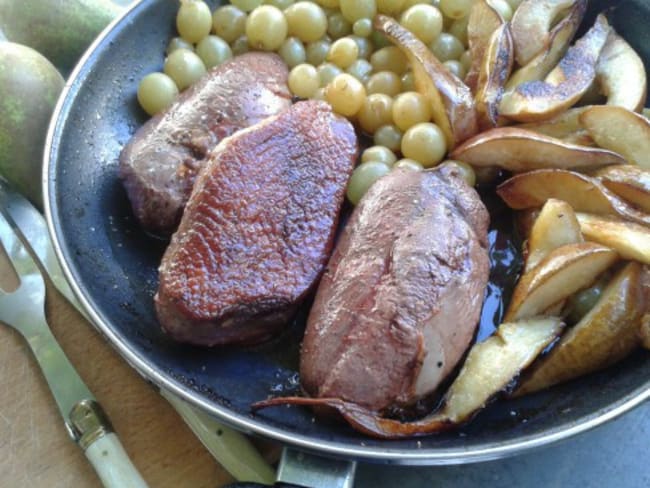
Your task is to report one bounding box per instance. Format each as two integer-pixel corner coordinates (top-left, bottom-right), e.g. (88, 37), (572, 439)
(119, 52), (291, 234)
(299, 166), (490, 412)
(155, 100), (358, 346)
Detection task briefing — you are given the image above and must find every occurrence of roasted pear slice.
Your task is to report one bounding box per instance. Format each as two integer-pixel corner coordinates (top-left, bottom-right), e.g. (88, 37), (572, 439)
(526, 199), (583, 272)
(504, 242), (619, 322)
(500, 15), (611, 122)
(256, 317), (564, 438)
(374, 14), (478, 148)
(595, 165), (650, 213)
(640, 313), (650, 350)
(595, 32), (647, 112)
(576, 213), (650, 265)
(450, 128), (625, 172)
(511, 0), (577, 66)
(580, 105), (650, 170)
(497, 169), (650, 227)
(466, 0), (504, 91)
(515, 106), (587, 138)
(475, 22), (514, 130)
(516, 262), (645, 395)
(507, 0), (586, 88)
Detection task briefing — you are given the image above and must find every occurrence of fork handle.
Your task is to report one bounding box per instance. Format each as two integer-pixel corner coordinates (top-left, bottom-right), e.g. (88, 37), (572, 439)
(69, 399), (149, 487)
(85, 432), (149, 488)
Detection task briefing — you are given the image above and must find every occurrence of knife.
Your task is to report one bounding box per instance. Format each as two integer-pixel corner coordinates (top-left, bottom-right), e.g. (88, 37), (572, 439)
(0, 178), (275, 485)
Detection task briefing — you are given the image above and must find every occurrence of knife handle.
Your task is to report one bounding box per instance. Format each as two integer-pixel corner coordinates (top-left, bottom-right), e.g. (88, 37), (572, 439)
(70, 399), (149, 488)
(85, 432), (149, 488)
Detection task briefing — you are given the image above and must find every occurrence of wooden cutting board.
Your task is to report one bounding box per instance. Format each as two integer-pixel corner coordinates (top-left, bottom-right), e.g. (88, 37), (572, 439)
(0, 246), (277, 487)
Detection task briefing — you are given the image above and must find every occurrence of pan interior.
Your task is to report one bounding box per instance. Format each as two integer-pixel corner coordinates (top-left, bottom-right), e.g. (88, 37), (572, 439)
(46, 0), (650, 462)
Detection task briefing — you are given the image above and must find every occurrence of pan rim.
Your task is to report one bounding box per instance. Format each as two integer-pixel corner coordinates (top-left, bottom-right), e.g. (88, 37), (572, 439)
(43, 0), (650, 465)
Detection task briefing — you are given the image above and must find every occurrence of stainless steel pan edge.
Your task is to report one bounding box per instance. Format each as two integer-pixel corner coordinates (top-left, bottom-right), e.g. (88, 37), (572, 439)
(43, 0), (650, 467)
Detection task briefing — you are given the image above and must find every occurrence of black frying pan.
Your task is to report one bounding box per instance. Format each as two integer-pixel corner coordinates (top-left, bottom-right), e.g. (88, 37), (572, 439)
(44, 0), (650, 478)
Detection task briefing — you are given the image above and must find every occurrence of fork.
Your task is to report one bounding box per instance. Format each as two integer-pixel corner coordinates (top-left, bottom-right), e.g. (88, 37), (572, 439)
(0, 210), (148, 488)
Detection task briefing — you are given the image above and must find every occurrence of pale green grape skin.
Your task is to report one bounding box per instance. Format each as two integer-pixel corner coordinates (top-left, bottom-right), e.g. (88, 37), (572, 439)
(429, 33), (465, 62)
(231, 0), (264, 12)
(279, 37), (307, 68)
(212, 6), (247, 43)
(401, 122), (446, 167)
(284, 2), (329, 42)
(346, 59), (373, 82)
(373, 124), (403, 151)
(177, 0), (213, 43)
(352, 18), (373, 37)
(245, 5), (288, 51)
(399, 4), (443, 44)
(350, 35), (374, 59)
(346, 161), (391, 205)
(196, 35), (233, 69)
(264, 0), (295, 8)
(327, 37), (359, 68)
(361, 145), (397, 166)
(394, 159), (424, 171)
(443, 59), (465, 79)
(164, 48), (207, 90)
(231, 36), (251, 55)
(137, 72), (179, 116)
(166, 37), (194, 56)
(439, 160), (476, 186)
(317, 62), (343, 86)
(306, 40), (332, 65)
(339, 0), (377, 24)
(327, 12), (352, 39)
(288, 63), (320, 98)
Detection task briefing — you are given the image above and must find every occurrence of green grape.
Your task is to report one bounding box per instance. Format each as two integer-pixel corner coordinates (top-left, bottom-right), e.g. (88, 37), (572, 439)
(137, 72), (179, 116)
(346, 161), (391, 204)
(176, 0), (212, 43)
(196, 35), (232, 69)
(212, 6), (247, 43)
(231, 0), (264, 12)
(163, 48), (207, 90)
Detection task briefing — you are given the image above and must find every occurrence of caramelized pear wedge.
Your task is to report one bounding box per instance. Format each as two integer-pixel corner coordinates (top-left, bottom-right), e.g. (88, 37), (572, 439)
(466, 0), (504, 91)
(515, 106), (587, 139)
(640, 314), (650, 350)
(475, 22), (514, 130)
(516, 107), (595, 146)
(450, 128), (625, 172)
(526, 199), (583, 272)
(580, 105), (650, 170)
(576, 213), (650, 265)
(374, 14), (478, 148)
(516, 262), (645, 396)
(504, 242), (619, 322)
(500, 15), (611, 122)
(511, 0), (577, 66)
(437, 317), (564, 424)
(595, 165), (650, 213)
(595, 32), (647, 112)
(506, 0), (586, 89)
(255, 317), (564, 438)
(497, 170), (650, 227)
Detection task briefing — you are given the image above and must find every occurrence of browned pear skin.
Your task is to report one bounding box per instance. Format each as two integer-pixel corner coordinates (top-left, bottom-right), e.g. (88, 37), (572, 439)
(450, 127), (625, 172)
(374, 14), (478, 148)
(497, 169), (650, 227)
(475, 22), (514, 130)
(516, 262), (645, 395)
(500, 15), (611, 122)
(466, 0), (504, 92)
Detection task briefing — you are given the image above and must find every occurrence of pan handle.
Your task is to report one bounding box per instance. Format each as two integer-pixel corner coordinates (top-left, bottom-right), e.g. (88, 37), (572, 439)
(224, 447), (357, 488)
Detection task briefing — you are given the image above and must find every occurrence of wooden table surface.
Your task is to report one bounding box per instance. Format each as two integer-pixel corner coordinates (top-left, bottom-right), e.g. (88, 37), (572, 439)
(0, 243), (276, 487)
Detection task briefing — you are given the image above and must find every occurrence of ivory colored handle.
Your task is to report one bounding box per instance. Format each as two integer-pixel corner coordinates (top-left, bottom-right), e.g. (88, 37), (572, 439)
(84, 433), (149, 488)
